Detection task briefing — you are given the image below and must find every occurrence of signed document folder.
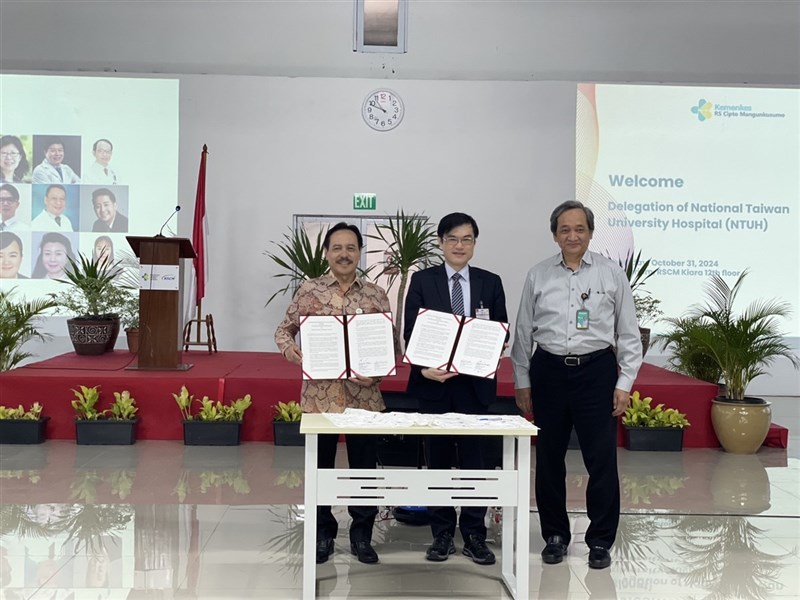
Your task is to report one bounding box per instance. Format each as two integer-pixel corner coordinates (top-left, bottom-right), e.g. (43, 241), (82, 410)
(403, 308), (508, 378)
(299, 312), (396, 380)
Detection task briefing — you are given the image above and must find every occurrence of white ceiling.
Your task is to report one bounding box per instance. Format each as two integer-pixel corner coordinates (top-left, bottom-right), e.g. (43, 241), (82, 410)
(1, 0), (798, 85)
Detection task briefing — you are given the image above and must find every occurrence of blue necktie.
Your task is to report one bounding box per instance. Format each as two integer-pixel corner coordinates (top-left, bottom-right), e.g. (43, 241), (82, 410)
(451, 273), (464, 316)
(55, 166), (63, 181)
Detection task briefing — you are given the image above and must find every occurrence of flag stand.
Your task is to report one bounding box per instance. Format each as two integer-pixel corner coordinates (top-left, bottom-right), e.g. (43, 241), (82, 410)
(182, 300), (217, 353)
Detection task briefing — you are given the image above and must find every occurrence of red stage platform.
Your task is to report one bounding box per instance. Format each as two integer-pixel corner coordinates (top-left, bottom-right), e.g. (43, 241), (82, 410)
(0, 351), (787, 448)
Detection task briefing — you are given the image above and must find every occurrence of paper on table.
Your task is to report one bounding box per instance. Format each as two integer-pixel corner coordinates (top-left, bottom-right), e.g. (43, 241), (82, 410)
(403, 309), (461, 369)
(450, 318), (508, 378)
(322, 408), (538, 431)
(347, 312), (397, 377)
(299, 315), (346, 380)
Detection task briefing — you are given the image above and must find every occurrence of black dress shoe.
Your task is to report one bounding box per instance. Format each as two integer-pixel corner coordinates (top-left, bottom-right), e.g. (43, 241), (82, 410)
(350, 540), (379, 564)
(541, 535), (568, 564)
(316, 538), (334, 564)
(462, 534), (496, 565)
(588, 546), (611, 569)
(425, 532), (456, 562)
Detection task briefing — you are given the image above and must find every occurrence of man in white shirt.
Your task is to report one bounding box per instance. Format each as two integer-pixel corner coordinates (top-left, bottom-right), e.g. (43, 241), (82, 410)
(0, 184), (30, 232)
(31, 184), (75, 232)
(84, 139), (119, 185)
(31, 139), (81, 184)
(511, 200), (642, 571)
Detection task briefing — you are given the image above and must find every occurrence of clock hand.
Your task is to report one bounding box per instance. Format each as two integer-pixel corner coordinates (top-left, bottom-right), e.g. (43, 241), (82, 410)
(369, 100), (387, 113)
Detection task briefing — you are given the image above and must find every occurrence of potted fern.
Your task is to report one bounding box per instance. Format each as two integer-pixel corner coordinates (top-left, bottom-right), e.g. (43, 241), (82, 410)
(622, 390), (690, 451)
(71, 385), (139, 445)
(174, 385), (252, 446)
(272, 400), (304, 446)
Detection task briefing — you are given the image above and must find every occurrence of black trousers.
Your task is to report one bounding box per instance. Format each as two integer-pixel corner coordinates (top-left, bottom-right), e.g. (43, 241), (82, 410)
(421, 376), (492, 541)
(531, 347), (620, 549)
(316, 433), (378, 542)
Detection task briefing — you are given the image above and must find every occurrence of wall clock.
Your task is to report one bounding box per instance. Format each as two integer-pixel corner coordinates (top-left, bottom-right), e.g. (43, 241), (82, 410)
(362, 89), (405, 131)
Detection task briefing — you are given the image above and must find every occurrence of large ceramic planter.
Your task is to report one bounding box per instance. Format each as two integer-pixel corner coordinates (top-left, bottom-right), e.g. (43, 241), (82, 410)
(75, 418), (138, 445)
(104, 315), (121, 352)
(623, 425), (684, 452)
(0, 417), (50, 444)
(273, 421), (304, 446)
(183, 420), (242, 446)
(711, 397), (772, 454)
(67, 317), (115, 356)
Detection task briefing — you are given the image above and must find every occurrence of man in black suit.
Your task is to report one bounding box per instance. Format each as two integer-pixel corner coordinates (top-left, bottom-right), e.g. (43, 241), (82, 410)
(403, 212), (508, 566)
(91, 187), (129, 232)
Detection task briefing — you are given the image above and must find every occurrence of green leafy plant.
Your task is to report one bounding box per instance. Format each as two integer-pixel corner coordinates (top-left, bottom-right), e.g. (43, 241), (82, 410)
(615, 250), (663, 325)
(0, 287), (58, 371)
(273, 400), (302, 422)
(264, 227), (330, 306)
(663, 270), (798, 401)
(109, 390), (138, 420)
(655, 316), (724, 384)
(0, 402), (43, 420)
(55, 253), (125, 318)
(173, 385), (252, 421)
(71, 385), (103, 420)
(367, 211), (442, 349)
(622, 390), (690, 428)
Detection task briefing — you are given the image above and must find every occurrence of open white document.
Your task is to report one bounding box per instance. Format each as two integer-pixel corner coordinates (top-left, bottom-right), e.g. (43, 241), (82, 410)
(403, 308), (508, 378)
(299, 312), (396, 380)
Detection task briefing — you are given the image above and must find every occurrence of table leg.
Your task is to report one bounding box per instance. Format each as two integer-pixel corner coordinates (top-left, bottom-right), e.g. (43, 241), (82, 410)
(515, 436), (531, 600)
(303, 433), (318, 600)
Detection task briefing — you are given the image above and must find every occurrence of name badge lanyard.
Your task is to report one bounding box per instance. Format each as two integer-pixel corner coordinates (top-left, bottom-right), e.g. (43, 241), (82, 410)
(576, 289), (590, 330)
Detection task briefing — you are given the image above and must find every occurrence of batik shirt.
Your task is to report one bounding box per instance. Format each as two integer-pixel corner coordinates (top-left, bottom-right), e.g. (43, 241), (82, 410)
(274, 273), (392, 414)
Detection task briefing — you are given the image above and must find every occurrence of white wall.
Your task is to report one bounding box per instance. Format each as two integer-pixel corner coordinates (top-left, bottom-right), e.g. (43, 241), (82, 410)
(176, 74), (575, 351)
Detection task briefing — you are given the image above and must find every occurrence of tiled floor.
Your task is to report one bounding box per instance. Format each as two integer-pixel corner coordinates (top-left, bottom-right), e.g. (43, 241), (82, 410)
(1, 400), (798, 599)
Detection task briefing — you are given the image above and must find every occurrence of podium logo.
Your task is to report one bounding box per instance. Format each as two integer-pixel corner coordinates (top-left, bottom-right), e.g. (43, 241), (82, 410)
(691, 99), (714, 122)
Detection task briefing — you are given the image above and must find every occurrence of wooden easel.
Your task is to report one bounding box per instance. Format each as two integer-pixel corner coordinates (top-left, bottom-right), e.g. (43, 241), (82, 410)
(183, 300), (217, 353)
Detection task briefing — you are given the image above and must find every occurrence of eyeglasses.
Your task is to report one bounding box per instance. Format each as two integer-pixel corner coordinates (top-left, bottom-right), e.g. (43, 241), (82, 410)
(443, 236), (475, 247)
(0, 197), (19, 204)
(0, 152), (21, 159)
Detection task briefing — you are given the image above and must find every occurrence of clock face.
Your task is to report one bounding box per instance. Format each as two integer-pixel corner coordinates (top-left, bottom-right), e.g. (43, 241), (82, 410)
(362, 89), (404, 131)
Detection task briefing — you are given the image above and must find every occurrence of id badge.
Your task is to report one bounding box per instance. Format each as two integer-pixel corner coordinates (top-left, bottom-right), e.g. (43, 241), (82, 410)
(576, 309), (590, 330)
(475, 307), (490, 320)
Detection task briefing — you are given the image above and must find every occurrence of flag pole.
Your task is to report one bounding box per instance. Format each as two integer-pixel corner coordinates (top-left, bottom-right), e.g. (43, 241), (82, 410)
(183, 144), (217, 353)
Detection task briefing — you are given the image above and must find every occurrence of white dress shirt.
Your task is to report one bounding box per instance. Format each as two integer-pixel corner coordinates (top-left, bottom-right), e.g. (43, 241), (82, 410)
(511, 250), (642, 392)
(31, 210), (74, 232)
(84, 161), (119, 185)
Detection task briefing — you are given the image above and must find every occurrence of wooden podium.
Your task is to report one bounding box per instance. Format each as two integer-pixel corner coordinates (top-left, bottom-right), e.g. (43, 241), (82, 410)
(126, 236), (196, 370)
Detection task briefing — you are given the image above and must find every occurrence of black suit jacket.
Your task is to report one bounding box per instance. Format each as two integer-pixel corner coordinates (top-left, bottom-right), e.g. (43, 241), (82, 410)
(403, 264), (508, 406)
(92, 212), (129, 233)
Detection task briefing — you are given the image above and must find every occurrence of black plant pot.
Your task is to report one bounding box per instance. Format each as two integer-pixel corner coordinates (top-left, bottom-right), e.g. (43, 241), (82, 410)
(75, 418), (138, 445)
(0, 417), (50, 444)
(273, 421), (304, 446)
(183, 420), (242, 446)
(623, 426), (684, 452)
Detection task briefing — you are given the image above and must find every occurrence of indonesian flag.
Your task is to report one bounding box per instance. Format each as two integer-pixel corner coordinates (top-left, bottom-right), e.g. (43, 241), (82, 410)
(192, 145), (208, 303)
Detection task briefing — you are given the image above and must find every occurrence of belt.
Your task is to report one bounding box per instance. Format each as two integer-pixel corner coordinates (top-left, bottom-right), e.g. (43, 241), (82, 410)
(536, 346), (613, 367)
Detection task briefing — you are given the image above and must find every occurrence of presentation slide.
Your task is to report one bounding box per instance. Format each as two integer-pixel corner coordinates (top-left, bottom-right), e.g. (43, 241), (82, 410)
(577, 83), (800, 338)
(0, 74), (179, 301)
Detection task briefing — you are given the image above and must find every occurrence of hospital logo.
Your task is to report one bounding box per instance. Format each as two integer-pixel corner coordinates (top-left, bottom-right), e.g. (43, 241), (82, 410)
(691, 99), (713, 122)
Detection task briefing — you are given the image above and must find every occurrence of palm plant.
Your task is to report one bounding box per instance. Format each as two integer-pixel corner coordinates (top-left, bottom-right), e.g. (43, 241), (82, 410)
(680, 270), (798, 401)
(655, 316), (723, 384)
(264, 227), (329, 306)
(368, 210), (441, 349)
(0, 287), (58, 371)
(55, 253), (124, 317)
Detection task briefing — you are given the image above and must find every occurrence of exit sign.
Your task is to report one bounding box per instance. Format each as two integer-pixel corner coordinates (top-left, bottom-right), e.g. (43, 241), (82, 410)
(353, 193), (376, 210)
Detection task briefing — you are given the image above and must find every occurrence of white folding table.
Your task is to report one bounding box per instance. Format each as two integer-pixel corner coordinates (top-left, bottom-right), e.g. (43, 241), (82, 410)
(300, 412), (538, 600)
